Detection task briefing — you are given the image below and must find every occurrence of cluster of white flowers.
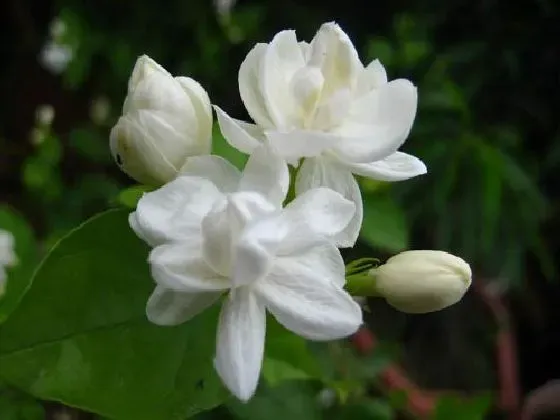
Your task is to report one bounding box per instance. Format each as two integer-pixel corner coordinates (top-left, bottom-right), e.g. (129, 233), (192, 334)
(111, 22), (471, 401)
(0, 230), (17, 298)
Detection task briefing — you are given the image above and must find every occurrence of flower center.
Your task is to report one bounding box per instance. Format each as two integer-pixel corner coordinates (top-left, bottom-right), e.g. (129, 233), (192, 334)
(290, 64), (352, 131)
(200, 192), (277, 280)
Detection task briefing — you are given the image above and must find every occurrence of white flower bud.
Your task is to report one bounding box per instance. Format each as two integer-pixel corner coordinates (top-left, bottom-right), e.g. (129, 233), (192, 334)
(36, 104), (55, 126)
(110, 55), (212, 186)
(373, 250), (472, 314)
(0, 230), (17, 298)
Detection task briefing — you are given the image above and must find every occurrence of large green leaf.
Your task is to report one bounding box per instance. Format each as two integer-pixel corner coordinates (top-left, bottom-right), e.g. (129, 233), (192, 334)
(0, 209), (226, 420)
(0, 207), (37, 324)
(360, 193), (409, 253)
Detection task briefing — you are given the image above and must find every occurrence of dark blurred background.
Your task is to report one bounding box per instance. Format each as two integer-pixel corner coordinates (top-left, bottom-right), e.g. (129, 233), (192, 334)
(0, 0), (559, 419)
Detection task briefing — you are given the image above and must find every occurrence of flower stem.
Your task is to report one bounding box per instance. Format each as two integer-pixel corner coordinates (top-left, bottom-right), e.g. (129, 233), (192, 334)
(345, 270), (381, 297)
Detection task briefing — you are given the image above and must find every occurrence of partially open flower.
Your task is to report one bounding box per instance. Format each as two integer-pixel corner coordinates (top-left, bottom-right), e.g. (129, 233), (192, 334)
(372, 250), (472, 314)
(110, 55), (212, 186)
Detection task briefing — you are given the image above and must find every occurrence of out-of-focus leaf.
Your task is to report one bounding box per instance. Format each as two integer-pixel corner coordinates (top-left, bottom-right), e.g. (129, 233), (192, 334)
(331, 399), (394, 419)
(365, 38), (394, 67)
(262, 358), (311, 386)
(401, 40), (430, 67)
(37, 135), (62, 165)
(431, 394), (493, 420)
(264, 318), (323, 383)
(228, 381), (320, 420)
(0, 386), (45, 420)
(476, 141), (504, 253)
(68, 128), (112, 164)
(360, 193), (409, 252)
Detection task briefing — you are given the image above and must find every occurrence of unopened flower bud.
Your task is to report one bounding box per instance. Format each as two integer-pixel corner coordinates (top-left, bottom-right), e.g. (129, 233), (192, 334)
(110, 55), (212, 186)
(36, 104), (55, 127)
(372, 250), (471, 314)
(0, 230), (17, 298)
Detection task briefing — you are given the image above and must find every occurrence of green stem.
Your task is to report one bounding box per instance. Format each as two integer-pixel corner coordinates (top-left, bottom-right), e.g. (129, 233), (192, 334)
(345, 269), (381, 297)
(283, 159), (303, 206)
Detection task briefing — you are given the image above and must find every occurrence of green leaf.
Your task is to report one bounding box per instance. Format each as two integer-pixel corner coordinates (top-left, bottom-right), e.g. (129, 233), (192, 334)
(264, 319), (323, 384)
(477, 142), (503, 253)
(68, 128), (112, 164)
(431, 394), (493, 420)
(228, 381), (320, 420)
(360, 193), (409, 252)
(0, 209), (226, 420)
(0, 207), (37, 324)
(0, 386), (45, 420)
(116, 185), (154, 208)
(212, 123), (248, 170)
(262, 358), (311, 387)
(365, 38), (394, 67)
(332, 399), (394, 420)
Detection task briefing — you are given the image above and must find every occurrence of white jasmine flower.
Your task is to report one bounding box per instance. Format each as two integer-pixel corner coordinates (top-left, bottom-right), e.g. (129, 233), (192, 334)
(110, 55), (212, 186)
(215, 22), (426, 246)
(0, 230), (18, 297)
(130, 145), (363, 400)
(373, 250), (472, 314)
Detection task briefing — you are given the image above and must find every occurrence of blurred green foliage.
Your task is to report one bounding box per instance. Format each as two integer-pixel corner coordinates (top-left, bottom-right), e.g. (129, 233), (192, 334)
(1, 0), (559, 418)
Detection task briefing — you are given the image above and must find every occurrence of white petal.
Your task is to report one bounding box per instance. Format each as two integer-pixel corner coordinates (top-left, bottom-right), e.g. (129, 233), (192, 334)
(279, 241), (346, 287)
(233, 205), (325, 274)
(149, 242), (230, 292)
(262, 30), (305, 129)
(180, 155), (241, 193)
(309, 22), (362, 95)
(110, 115), (178, 185)
(295, 157), (362, 247)
(265, 129), (339, 162)
(284, 187), (355, 242)
(238, 43), (275, 129)
(128, 55), (170, 92)
(233, 194), (350, 289)
(233, 216), (284, 289)
(356, 59), (388, 92)
(342, 151), (427, 181)
(290, 65), (324, 117)
(128, 212), (154, 246)
(257, 255), (362, 340)
(299, 41), (311, 60)
(0, 231), (18, 267)
(200, 198), (233, 277)
(333, 79), (418, 163)
(312, 88), (353, 130)
(175, 76), (213, 153)
(132, 176), (222, 246)
(146, 285), (222, 325)
(214, 106), (262, 155)
(202, 193), (276, 277)
(239, 143), (289, 207)
(215, 289), (266, 401)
